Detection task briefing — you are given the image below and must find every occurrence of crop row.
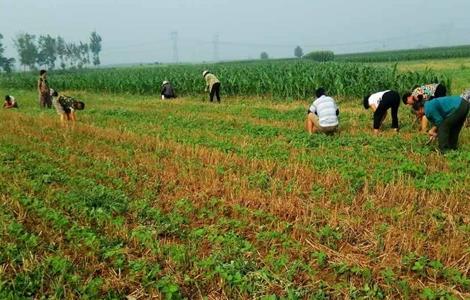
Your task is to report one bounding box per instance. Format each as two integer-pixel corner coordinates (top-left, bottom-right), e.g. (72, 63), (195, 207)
(336, 45), (470, 63)
(0, 61), (450, 99)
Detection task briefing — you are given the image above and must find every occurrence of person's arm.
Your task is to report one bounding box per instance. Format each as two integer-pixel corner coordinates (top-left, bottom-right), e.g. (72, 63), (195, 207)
(420, 116), (429, 132)
(370, 104), (377, 112)
(37, 79), (42, 93)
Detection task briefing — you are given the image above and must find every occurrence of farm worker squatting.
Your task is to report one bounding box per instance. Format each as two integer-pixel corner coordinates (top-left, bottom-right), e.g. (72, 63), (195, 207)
(306, 88), (339, 134)
(3, 95), (18, 109)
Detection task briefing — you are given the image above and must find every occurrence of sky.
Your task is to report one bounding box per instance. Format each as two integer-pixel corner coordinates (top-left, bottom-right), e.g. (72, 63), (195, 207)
(1, 0), (470, 66)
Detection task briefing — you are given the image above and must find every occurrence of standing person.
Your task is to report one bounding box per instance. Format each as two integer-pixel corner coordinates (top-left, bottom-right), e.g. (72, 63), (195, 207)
(3, 95), (18, 109)
(363, 90), (400, 134)
(418, 96), (469, 152)
(51, 90), (85, 123)
(402, 83), (447, 131)
(306, 88), (339, 134)
(202, 70), (221, 103)
(161, 81), (177, 100)
(37, 70), (51, 108)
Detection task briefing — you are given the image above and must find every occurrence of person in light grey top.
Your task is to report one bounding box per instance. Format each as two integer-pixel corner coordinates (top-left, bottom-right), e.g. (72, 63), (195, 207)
(306, 88), (339, 134)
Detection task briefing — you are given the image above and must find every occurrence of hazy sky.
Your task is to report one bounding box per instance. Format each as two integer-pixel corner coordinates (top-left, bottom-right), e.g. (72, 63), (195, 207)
(1, 0), (470, 65)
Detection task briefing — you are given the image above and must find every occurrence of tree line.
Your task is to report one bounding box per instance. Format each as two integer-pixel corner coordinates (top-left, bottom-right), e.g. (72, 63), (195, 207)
(0, 31), (102, 73)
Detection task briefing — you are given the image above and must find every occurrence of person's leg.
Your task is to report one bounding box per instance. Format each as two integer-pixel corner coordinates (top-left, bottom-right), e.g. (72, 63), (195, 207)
(438, 119), (452, 152)
(389, 91), (400, 130)
(215, 83), (221, 102)
(448, 101), (470, 149)
(307, 113), (320, 134)
(47, 95), (52, 108)
(373, 105), (387, 131)
(39, 94), (46, 108)
(381, 111), (387, 125)
(209, 86), (215, 102)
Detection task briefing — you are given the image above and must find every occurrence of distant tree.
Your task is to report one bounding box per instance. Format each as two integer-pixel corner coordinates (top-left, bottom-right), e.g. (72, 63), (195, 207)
(78, 42), (90, 68)
(68, 42), (81, 69)
(304, 50), (335, 62)
(0, 33), (15, 73)
(56, 36), (66, 69)
(14, 33), (38, 70)
(37, 34), (57, 69)
(294, 46), (303, 58)
(260, 51), (269, 60)
(89, 31), (102, 66)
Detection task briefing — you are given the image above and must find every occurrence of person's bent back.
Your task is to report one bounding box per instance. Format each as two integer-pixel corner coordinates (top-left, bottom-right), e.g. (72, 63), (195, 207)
(306, 88), (339, 134)
(3, 95), (18, 109)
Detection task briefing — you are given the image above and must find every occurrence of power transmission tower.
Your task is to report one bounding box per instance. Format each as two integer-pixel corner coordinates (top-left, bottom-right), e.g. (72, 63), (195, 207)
(170, 31), (179, 63)
(213, 34), (219, 62)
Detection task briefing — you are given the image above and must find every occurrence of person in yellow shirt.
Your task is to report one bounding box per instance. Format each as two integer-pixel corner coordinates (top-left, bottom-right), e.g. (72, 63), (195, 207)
(203, 70), (221, 103)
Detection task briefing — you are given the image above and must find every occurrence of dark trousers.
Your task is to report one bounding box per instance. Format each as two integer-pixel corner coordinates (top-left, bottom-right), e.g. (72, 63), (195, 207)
(210, 83), (221, 102)
(374, 90), (400, 129)
(438, 100), (469, 151)
(433, 84), (447, 98)
(40, 93), (52, 108)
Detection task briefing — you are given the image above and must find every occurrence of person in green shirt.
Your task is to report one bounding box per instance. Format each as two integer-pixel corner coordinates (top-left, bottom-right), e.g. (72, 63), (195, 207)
(202, 70), (221, 103)
(416, 96), (469, 152)
(402, 83), (447, 132)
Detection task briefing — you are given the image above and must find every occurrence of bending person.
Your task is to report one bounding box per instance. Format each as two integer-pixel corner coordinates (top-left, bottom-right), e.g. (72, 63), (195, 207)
(402, 83), (447, 131)
(417, 96), (469, 152)
(161, 81), (177, 100)
(51, 90), (85, 122)
(363, 90), (400, 134)
(3, 95), (18, 109)
(202, 70), (221, 103)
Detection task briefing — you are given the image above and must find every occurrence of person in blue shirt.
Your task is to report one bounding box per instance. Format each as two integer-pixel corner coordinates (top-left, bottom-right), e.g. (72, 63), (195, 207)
(416, 96), (469, 152)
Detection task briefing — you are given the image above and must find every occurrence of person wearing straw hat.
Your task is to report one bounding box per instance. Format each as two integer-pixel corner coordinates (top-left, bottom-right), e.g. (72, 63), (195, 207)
(202, 70), (221, 103)
(161, 80), (176, 100)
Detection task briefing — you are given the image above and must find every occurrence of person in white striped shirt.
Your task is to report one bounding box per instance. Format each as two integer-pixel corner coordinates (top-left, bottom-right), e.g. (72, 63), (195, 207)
(306, 88), (339, 134)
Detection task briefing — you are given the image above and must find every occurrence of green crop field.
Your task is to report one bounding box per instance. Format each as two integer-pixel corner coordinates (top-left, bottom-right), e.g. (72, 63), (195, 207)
(337, 45), (470, 63)
(0, 58), (469, 299)
(0, 61), (451, 100)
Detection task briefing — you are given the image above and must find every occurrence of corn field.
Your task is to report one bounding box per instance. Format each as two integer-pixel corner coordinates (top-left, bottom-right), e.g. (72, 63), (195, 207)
(0, 61), (450, 99)
(336, 45), (470, 63)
